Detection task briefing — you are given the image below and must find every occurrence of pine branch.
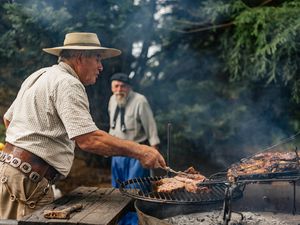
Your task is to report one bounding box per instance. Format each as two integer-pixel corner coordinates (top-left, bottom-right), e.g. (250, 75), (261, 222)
(166, 21), (233, 33)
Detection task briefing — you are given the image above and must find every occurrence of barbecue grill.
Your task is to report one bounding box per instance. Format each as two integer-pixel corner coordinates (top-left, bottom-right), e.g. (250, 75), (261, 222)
(118, 130), (300, 224)
(118, 159), (300, 225)
(117, 123), (243, 207)
(117, 175), (243, 205)
(118, 172), (300, 224)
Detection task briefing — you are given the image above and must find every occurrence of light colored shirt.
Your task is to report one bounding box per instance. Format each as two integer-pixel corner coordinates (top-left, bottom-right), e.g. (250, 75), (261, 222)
(108, 90), (160, 146)
(4, 62), (98, 177)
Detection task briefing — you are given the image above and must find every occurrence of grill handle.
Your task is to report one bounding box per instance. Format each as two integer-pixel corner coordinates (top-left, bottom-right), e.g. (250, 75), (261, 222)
(166, 123), (172, 177)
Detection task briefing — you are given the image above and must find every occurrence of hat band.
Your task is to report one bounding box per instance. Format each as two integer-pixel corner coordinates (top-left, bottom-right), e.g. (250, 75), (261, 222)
(64, 43), (101, 47)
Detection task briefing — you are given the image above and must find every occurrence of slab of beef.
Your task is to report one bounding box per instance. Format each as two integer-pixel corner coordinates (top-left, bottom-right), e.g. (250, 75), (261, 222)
(227, 151), (300, 182)
(154, 167), (209, 193)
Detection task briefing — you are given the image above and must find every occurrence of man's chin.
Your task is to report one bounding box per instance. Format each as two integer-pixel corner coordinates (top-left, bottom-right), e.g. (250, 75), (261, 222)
(115, 94), (126, 99)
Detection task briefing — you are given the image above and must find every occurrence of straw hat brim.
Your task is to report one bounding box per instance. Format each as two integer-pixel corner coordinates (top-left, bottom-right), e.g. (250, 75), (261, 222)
(43, 46), (121, 59)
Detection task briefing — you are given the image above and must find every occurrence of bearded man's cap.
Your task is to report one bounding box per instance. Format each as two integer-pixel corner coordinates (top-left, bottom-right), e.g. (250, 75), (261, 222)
(110, 73), (131, 85)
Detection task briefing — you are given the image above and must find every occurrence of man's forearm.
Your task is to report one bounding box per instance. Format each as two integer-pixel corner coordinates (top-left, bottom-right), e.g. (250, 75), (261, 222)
(73, 130), (166, 169)
(74, 130), (143, 159)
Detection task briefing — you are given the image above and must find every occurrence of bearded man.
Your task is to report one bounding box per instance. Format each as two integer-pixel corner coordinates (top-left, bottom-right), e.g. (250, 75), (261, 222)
(108, 73), (160, 225)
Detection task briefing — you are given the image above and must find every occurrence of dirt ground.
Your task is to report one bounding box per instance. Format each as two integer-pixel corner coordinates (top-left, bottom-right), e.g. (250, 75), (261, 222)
(55, 157), (112, 195)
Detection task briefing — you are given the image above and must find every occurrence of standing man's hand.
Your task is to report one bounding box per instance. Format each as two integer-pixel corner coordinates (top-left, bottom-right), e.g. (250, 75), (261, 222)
(138, 145), (166, 169)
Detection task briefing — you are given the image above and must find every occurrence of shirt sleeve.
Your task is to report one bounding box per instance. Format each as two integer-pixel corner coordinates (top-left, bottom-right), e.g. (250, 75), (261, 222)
(55, 80), (98, 139)
(138, 98), (160, 146)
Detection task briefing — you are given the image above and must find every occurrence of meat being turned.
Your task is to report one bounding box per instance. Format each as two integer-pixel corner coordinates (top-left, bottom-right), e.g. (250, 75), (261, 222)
(227, 151), (300, 182)
(154, 167), (209, 193)
(155, 178), (185, 193)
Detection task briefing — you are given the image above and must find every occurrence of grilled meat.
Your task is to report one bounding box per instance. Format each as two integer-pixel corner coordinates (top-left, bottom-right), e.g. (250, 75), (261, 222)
(154, 167), (209, 193)
(155, 177), (186, 193)
(227, 151), (300, 182)
(252, 152), (297, 161)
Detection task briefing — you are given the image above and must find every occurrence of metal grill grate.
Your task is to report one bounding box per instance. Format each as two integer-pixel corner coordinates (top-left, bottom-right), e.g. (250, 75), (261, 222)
(118, 176), (243, 204)
(208, 169), (300, 183)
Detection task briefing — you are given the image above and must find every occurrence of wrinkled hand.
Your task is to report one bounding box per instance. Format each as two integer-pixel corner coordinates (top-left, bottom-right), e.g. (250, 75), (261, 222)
(139, 144), (166, 169)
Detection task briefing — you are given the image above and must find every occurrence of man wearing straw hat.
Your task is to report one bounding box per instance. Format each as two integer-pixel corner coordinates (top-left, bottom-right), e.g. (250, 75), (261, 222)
(1, 32), (166, 220)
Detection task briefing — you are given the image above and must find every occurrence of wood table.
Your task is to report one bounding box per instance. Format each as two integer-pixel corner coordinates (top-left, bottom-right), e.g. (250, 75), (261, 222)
(18, 186), (134, 225)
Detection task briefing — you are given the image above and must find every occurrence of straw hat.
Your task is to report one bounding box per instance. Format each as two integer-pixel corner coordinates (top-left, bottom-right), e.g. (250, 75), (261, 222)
(43, 32), (121, 59)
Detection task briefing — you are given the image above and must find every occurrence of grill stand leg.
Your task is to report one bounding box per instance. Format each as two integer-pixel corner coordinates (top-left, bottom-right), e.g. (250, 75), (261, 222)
(222, 185), (232, 225)
(293, 180), (296, 215)
(222, 183), (244, 225)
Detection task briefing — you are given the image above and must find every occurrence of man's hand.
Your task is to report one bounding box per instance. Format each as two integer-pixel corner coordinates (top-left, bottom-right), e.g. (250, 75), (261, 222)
(138, 144), (166, 169)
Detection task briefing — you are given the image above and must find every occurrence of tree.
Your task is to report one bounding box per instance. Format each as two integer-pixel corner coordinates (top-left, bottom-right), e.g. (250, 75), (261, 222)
(146, 0), (300, 171)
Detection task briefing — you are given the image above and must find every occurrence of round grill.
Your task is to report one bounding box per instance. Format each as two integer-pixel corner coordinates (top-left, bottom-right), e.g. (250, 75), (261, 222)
(117, 176), (243, 205)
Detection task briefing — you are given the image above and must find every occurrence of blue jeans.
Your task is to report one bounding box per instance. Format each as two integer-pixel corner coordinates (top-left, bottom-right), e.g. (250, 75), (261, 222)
(111, 156), (150, 225)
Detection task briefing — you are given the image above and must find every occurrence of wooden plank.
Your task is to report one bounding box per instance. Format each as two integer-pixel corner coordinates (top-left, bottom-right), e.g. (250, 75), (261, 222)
(19, 186), (101, 225)
(18, 187), (133, 225)
(72, 188), (133, 225)
(0, 219), (18, 225)
(65, 187), (115, 224)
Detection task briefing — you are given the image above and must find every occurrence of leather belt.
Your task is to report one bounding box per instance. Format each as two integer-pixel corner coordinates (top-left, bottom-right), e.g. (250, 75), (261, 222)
(0, 143), (60, 183)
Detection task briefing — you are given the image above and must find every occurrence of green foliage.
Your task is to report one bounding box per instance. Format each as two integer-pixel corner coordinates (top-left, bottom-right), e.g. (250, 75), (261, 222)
(144, 0), (300, 169)
(0, 124), (6, 143)
(202, 1), (300, 102)
(0, 1), (75, 82)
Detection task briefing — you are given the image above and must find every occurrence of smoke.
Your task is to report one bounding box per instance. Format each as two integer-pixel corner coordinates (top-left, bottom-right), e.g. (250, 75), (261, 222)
(151, 43), (297, 173)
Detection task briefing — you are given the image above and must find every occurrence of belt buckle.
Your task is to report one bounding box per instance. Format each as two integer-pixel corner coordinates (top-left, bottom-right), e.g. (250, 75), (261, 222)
(0, 152), (6, 161)
(29, 171), (41, 183)
(20, 162), (32, 174)
(5, 154), (13, 163)
(10, 157), (22, 168)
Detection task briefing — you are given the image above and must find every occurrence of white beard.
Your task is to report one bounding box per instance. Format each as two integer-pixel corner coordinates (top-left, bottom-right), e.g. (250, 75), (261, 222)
(115, 92), (127, 107)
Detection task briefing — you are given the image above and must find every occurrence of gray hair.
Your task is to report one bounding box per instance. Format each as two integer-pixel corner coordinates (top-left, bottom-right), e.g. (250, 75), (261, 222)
(58, 49), (101, 62)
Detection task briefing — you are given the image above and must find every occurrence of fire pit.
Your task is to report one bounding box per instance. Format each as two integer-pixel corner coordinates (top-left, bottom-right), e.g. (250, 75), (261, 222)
(164, 210), (295, 225)
(135, 182), (300, 225)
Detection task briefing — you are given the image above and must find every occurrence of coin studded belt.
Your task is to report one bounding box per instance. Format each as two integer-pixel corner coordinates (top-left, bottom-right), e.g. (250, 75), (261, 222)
(0, 143), (60, 183)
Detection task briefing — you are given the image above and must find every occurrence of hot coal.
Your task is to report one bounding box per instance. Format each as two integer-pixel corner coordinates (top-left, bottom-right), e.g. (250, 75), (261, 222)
(165, 210), (297, 225)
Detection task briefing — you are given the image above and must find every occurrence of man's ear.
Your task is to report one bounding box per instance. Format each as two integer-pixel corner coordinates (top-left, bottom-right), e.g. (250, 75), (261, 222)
(76, 54), (83, 64)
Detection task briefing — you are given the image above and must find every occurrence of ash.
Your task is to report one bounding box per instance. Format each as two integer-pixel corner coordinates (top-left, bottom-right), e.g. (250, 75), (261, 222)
(165, 210), (292, 225)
